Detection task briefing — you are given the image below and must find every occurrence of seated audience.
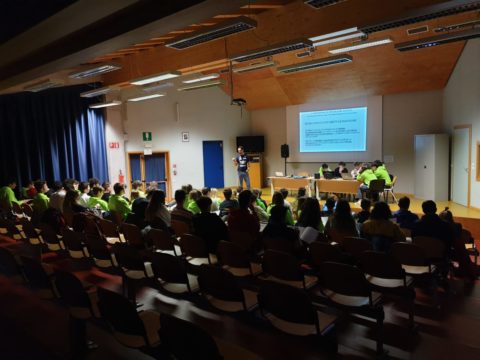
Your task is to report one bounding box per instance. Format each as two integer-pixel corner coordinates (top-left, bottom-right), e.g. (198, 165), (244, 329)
(280, 188), (292, 211)
(88, 177), (100, 196)
(108, 183), (132, 220)
(101, 181), (112, 202)
(171, 189), (193, 230)
(131, 180), (145, 198)
(321, 196), (336, 216)
(252, 188), (267, 210)
(392, 196), (419, 230)
(193, 196), (228, 253)
(130, 190), (140, 203)
(87, 186), (109, 212)
(148, 181), (159, 191)
(145, 190), (170, 228)
(354, 198), (371, 224)
(324, 199), (358, 240)
(210, 188), (221, 211)
(296, 197), (324, 232)
(0, 179), (20, 210)
(334, 161), (348, 178)
(291, 187), (307, 220)
(78, 182), (90, 207)
(251, 191), (269, 222)
(21, 180), (35, 199)
(361, 201), (405, 251)
(32, 180), (50, 218)
(371, 160), (392, 187)
(350, 162), (361, 179)
(219, 188), (239, 218)
(201, 187), (219, 212)
(319, 163), (332, 179)
(125, 192), (150, 229)
(267, 191), (294, 226)
(63, 190), (88, 224)
(187, 189), (201, 215)
(228, 190), (260, 242)
(356, 163), (378, 201)
(49, 181), (66, 213)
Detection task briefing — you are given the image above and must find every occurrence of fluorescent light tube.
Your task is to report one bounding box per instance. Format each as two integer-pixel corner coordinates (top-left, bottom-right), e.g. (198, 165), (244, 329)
(24, 79), (64, 92)
(69, 63), (121, 79)
(233, 61), (278, 73)
(177, 80), (225, 91)
(182, 74), (220, 84)
(312, 32), (365, 47)
(142, 82), (175, 92)
(89, 100), (122, 109)
(130, 71), (181, 85)
(127, 94), (165, 102)
(309, 27), (359, 42)
(328, 37), (392, 54)
(80, 86), (118, 98)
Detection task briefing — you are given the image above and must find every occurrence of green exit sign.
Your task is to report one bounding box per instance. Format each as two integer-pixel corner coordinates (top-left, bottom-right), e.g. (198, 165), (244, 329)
(143, 132), (152, 141)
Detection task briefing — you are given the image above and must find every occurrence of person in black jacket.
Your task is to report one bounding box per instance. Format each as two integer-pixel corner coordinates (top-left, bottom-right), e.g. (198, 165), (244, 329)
(193, 196), (228, 254)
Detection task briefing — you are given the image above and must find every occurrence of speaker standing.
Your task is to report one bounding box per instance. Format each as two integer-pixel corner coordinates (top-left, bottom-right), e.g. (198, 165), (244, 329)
(233, 146), (250, 189)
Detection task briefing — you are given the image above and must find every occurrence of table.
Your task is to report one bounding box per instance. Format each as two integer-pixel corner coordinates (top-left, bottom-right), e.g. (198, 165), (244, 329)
(267, 176), (313, 197)
(315, 179), (359, 198)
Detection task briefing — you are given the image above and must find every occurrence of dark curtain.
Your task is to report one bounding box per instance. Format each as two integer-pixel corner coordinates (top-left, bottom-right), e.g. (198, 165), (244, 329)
(129, 154), (142, 183)
(0, 84), (109, 187)
(145, 154), (166, 192)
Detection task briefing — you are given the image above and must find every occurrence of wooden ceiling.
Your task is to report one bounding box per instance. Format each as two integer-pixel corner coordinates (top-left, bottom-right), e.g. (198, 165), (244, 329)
(1, 0), (479, 109)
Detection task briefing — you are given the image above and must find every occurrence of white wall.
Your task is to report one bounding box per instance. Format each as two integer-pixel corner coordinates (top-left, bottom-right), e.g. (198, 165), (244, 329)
(105, 87), (251, 193)
(443, 38), (480, 208)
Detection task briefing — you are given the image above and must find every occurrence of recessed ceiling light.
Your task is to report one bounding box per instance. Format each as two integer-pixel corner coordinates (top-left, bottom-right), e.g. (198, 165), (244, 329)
(130, 71), (181, 85)
(328, 37), (393, 54)
(80, 86), (119, 98)
(312, 32), (365, 47)
(69, 63), (121, 79)
(127, 94), (165, 102)
(182, 73), (220, 84)
(309, 27), (359, 42)
(89, 100), (122, 109)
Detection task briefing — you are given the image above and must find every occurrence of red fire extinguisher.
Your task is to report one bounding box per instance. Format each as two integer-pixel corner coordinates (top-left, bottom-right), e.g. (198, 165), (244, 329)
(119, 169), (124, 184)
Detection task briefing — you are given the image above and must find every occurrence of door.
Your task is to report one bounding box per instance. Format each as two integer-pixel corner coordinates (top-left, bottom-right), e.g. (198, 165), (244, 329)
(203, 141), (224, 188)
(452, 127), (471, 207)
(145, 153), (167, 193)
(128, 152), (171, 198)
(414, 135), (434, 200)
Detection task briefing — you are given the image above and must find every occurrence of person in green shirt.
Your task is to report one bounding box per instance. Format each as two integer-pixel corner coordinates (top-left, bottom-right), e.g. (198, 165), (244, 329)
(187, 189), (201, 215)
(108, 183), (132, 220)
(131, 180), (146, 198)
(319, 163), (332, 179)
(0, 180), (20, 210)
(32, 180), (50, 218)
(87, 186), (109, 212)
(371, 160), (392, 187)
(267, 191), (294, 226)
(356, 163), (378, 201)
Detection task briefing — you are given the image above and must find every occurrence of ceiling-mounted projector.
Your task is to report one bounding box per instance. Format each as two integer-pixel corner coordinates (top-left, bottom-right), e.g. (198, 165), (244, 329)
(231, 98), (246, 106)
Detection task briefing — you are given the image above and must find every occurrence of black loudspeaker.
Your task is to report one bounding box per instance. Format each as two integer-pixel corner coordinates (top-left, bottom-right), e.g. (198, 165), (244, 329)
(281, 144), (289, 158)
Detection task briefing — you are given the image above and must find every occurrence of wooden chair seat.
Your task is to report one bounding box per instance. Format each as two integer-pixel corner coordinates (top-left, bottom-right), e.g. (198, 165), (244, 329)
(205, 289), (258, 313)
(265, 310), (337, 336)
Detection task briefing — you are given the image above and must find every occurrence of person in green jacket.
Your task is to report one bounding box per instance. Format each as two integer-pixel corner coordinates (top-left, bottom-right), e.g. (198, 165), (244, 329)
(32, 180), (50, 218)
(318, 163), (332, 179)
(87, 186), (109, 212)
(187, 189), (201, 215)
(267, 191), (294, 226)
(371, 160), (392, 187)
(108, 183), (132, 220)
(356, 163), (378, 201)
(0, 180), (20, 210)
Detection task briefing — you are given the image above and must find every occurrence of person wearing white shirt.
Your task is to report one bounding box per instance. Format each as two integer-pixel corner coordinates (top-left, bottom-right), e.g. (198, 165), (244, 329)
(49, 182), (66, 212)
(351, 162), (361, 179)
(78, 181), (90, 207)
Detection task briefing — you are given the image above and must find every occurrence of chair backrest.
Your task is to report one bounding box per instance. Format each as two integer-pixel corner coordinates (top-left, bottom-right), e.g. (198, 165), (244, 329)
(160, 313), (222, 360)
(150, 252), (188, 284)
(39, 223), (61, 245)
(341, 237), (373, 259)
(21, 203), (34, 218)
(390, 242), (427, 266)
(400, 227), (412, 238)
(216, 240), (250, 269)
(197, 265), (244, 302)
(262, 250), (303, 282)
(461, 228), (474, 244)
(146, 228), (175, 252)
(320, 261), (371, 298)
(309, 242), (344, 267)
(97, 287), (148, 347)
(19, 256), (52, 290)
(54, 269), (91, 309)
(0, 247), (21, 278)
(263, 236), (295, 254)
(359, 251), (404, 280)
(61, 228), (85, 251)
(413, 236), (446, 260)
(170, 219), (190, 237)
(19, 218), (38, 238)
(369, 179), (386, 192)
(111, 243), (145, 271)
(98, 218), (119, 238)
(110, 211), (124, 225)
(12, 202), (24, 216)
(258, 280), (317, 326)
(390, 175), (397, 187)
(229, 231), (256, 252)
(120, 223), (143, 247)
(180, 234), (209, 258)
(0, 217), (22, 239)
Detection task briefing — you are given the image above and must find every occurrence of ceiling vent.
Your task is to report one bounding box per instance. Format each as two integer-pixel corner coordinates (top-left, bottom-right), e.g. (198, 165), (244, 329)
(24, 79), (64, 92)
(277, 55), (352, 74)
(69, 63), (121, 79)
(304, 0), (347, 9)
(231, 39), (313, 63)
(395, 27), (480, 51)
(166, 16), (256, 50)
(407, 25), (429, 35)
(434, 19), (480, 32)
(361, 0), (480, 34)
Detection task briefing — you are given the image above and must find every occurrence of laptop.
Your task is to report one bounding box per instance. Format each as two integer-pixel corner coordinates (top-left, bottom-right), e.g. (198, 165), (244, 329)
(341, 173), (353, 180)
(314, 173), (320, 179)
(323, 171), (335, 179)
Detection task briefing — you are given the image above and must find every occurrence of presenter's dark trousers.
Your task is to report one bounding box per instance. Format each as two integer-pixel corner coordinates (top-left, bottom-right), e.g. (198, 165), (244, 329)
(238, 171), (250, 190)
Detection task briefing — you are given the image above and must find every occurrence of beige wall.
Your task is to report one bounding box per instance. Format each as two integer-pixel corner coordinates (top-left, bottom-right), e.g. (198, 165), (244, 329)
(443, 38), (480, 208)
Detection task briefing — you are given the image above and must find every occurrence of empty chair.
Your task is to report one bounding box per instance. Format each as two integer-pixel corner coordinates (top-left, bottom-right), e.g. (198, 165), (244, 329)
(413, 236), (446, 262)
(150, 252), (199, 294)
(111, 243), (153, 280)
(146, 228), (180, 256)
(341, 237), (373, 260)
(159, 313), (222, 360)
(98, 218), (123, 244)
(258, 281), (338, 341)
(198, 265), (258, 312)
(0, 217), (23, 241)
(62, 228), (90, 259)
(0, 247), (24, 283)
(19, 255), (57, 299)
(19, 218), (43, 245)
(170, 219), (190, 238)
(121, 223), (144, 248)
(390, 242), (435, 276)
(180, 234), (217, 266)
(262, 250), (317, 289)
(309, 242), (345, 268)
(229, 231), (256, 252)
(84, 230), (118, 269)
(263, 236), (296, 254)
(383, 175), (398, 204)
(97, 288), (163, 357)
(216, 240), (261, 277)
(363, 179), (385, 201)
(462, 229), (478, 264)
(40, 223), (65, 252)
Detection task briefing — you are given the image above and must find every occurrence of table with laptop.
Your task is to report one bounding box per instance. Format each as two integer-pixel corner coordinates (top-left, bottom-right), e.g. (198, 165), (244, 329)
(268, 173), (314, 197)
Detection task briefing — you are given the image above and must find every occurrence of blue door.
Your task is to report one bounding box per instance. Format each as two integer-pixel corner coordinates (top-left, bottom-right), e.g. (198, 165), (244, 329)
(203, 141), (224, 188)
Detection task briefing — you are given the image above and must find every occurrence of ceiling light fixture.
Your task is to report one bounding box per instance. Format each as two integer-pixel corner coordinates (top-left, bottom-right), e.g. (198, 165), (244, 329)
(328, 37), (392, 54)
(127, 94), (165, 102)
(23, 79), (64, 92)
(312, 32), (365, 47)
(166, 16), (257, 50)
(182, 73), (220, 84)
(142, 82), (175, 93)
(304, 0), (347, 9)
(177, 79), (225, 91)
(89, 100), (122, 109)
(233, 60), (278, 73)
(231, 39), (313, 62)
(277, 55), (352, 74)
(69, 63), (121, 79)
(309, 27), (359, 42)
(395, 27), (480, 51)
(130, 71), (181, 86)
(80, 86), (119, 98)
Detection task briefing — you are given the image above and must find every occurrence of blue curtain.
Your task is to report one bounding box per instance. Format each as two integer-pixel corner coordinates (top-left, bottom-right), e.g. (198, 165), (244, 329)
(129, 154), (142, 184)
(0, 84), (108, 187)
(145, 154), (166, 192)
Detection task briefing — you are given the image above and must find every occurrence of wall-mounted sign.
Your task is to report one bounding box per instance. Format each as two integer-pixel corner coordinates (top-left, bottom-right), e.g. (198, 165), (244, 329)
(109, 142), (120, 149)
(143, 132), (152, 141)
(182, 131), (189, 142)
